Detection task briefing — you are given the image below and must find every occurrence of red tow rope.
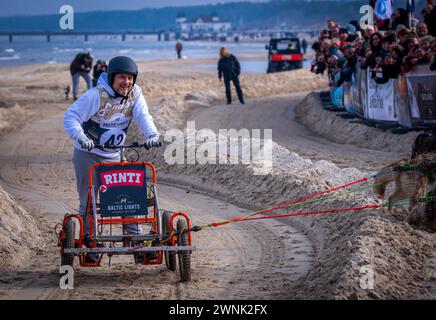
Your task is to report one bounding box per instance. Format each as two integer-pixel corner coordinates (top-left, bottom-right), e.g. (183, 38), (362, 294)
(207, 177), (373, 228)
(244, 177), (368, 217)
(233, 204), (379, 222)
(210, 204), (380, 227)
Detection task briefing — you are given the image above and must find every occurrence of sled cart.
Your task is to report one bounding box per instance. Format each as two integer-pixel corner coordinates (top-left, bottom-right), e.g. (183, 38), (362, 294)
(266, 37), (303, 73)
(57, 143), (195, 282)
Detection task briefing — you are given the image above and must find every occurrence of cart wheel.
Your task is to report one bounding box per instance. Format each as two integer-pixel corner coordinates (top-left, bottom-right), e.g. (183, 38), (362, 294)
(163, 211), (176, 271)
(61, 218), (76, 267)
(177, 219), (191, 282)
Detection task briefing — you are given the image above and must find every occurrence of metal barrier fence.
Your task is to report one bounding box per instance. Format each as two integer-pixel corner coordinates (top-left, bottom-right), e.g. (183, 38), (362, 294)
(329, 64), (436, 130)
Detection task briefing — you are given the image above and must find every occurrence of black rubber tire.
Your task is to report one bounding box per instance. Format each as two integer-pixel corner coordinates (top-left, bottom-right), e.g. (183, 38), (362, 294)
(177, 219), (191, 282)
(61, 218), (75, 267)
(162, 211), (176, 271)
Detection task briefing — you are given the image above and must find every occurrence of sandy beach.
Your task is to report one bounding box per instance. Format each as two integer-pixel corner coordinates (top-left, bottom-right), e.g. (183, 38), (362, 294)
(0, 55), (434, 300)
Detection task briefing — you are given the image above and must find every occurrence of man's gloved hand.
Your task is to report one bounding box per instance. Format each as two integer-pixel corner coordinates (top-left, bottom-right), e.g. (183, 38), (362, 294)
(77, 133), (95, 151)
(145, 135), (161, 148)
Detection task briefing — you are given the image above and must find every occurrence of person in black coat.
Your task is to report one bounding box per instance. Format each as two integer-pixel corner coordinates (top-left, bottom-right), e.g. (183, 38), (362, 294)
(218, 47), (245, 105)
(391, 8), (410, 30)
(175, 40), (183, 59)
(69, 52), (93, 100)
(431, 39), (436, 71)
(423, 5), (436, 36)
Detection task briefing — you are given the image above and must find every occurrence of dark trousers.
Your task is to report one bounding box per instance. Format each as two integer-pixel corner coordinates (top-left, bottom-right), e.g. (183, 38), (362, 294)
(224, 76), (244, 104)
(177, 51), (182, 59)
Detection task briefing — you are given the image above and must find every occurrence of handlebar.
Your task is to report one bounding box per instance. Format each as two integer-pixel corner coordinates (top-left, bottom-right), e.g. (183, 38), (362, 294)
(94, 142), (159, 150)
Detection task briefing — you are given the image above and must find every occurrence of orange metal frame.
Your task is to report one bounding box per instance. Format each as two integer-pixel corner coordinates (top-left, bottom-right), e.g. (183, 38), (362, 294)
(60, 161), (193, 267)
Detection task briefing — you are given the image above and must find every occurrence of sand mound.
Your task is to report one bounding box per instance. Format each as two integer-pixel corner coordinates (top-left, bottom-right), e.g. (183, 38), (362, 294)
(152, 96), (187, 130)
(0, 103), (26, 136)
(184, 90), (220, 105)
(151, 90), (223, 132)
(294, 92), (419, 156)
(138, 68), (327, 101)
(0, 184), (44, 269)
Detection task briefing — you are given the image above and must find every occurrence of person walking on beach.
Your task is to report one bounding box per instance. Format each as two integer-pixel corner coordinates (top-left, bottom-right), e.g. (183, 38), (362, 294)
(64, 56), (161, 263)
(70, 52), (93, 100)
(302, 39), (308, 55)
(218, 47), (245, 105)
(175, 40), (183, 59)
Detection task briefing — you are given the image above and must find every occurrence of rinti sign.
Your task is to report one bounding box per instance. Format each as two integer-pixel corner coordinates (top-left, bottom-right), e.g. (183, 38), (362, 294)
(99, 170), (144, 188)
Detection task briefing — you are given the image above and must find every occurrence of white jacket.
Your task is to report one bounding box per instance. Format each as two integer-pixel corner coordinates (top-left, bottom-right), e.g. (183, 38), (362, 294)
(64, 72), (159, 158)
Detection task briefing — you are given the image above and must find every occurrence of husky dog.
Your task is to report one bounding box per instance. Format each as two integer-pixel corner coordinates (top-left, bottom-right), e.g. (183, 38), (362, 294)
(373, 158), (420, 207)
(373, 152), (436, 230)
(412, 131), (436, 159)
(407, 187), (436, 232)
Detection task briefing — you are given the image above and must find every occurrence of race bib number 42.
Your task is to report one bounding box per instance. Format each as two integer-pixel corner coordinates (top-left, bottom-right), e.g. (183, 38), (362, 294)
(100, 128), (126, 146)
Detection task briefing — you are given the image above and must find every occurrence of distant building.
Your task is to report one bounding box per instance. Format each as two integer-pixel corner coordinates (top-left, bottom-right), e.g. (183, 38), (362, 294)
(176, 11), (231, 33)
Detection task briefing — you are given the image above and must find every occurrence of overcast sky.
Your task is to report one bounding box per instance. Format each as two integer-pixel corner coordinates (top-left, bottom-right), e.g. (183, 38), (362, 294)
(0, 0), (270, 17)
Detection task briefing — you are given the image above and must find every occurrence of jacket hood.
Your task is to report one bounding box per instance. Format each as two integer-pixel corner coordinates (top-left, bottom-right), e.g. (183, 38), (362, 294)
(97, 72), (115, 95)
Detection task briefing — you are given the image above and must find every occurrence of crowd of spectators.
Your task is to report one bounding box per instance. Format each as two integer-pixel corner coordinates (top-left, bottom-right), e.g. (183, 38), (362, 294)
(310, 3), (436, 88)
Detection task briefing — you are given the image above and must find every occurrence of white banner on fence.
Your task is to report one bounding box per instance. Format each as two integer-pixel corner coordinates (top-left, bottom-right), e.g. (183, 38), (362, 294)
(366, 72), (397, 122)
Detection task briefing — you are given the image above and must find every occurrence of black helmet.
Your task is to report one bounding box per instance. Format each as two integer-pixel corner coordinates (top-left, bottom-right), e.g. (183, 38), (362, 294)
(107, 56), (138, 87)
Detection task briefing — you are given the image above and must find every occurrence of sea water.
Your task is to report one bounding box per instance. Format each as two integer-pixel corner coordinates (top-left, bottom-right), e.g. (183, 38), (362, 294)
(0, 35), (269, 72)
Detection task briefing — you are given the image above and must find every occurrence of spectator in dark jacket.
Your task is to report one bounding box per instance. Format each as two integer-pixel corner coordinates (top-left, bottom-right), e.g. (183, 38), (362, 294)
(362, 32), (384, 69)
(373, 53), (399, 84)
(392, 8), (410, 30)
(403, 45), (432, 72)
(423, 4), (436, 36)
(431, 38), (436, 71)
(175, 40), (183, 59)
(218, 47), (245, 105)
(335, 44), (357, 86)
(92, 59), (107, 87)
(70, 52), (93, 100)
(301, 39), (308, 55)
(416, 22), (429, 37)
(421, 4), (433, 25)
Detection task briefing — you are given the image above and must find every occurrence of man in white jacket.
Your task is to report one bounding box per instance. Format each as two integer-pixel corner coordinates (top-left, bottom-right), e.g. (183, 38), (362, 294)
(64, 56), (161, 263)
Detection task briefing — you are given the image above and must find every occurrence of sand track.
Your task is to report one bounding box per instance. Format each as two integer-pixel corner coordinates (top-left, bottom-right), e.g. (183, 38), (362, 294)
(0, 110), (313, 300)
